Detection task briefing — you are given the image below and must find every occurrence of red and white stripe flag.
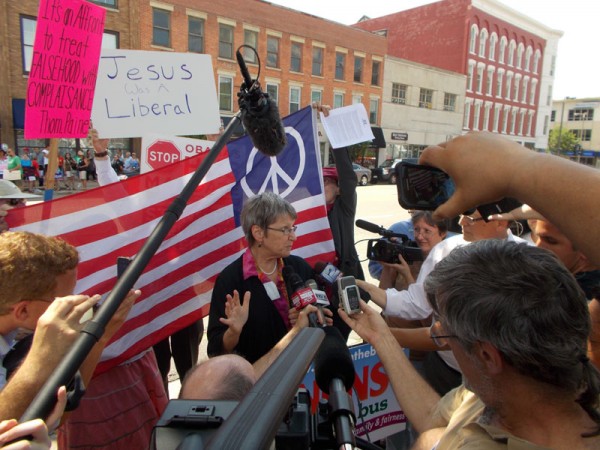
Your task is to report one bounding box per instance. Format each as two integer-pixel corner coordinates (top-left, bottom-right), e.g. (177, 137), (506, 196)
(8, 106), (335, 372)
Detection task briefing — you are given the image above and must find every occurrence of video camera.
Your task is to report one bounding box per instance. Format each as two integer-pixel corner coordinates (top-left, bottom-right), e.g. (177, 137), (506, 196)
(356, 219), (423, 264)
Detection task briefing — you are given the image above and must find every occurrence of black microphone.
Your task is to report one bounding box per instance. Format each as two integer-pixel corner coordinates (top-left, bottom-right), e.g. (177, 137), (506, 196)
(282, 266), (319, 327)
(355, 219), (408, 241)
(236, 45), (287, 157)
(314, 326), (356, 449)
(313, 261), (341, 285)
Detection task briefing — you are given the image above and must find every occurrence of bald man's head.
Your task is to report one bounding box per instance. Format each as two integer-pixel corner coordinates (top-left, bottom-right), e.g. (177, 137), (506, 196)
(179, 354), (257, 401)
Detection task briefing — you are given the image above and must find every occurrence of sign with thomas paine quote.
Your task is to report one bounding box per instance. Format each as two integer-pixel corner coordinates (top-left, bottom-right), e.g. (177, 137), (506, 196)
(91, 50), (221, 138)
(25, 0), (105, 139)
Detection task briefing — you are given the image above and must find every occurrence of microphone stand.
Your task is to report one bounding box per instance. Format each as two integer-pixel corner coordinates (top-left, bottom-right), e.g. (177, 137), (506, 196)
(328, 378), (356, 450)
(20, 109), (247, 422)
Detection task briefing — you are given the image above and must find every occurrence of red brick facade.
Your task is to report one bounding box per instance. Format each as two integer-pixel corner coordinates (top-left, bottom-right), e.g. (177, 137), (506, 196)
(137, 0), (387, 119)
(354, 0), (545, 142)
(0, 0), (387, 149)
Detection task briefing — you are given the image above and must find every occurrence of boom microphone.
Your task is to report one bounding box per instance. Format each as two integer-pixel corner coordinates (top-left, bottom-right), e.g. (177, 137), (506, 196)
(314, 326), (357, 449)
(356, 219), (408, 240)
(236, 45), (287, 156)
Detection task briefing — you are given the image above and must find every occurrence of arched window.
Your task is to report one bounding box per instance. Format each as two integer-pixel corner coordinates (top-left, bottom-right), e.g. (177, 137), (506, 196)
(489, 33), (498, 60)
(532, 50), (541, 74)
(524, 46), (533, 71)
(516, 43), (524, 69)
(499, 36), (507, 63)
(508, 40), (516, 66)
(479, 29), (488, 57)
(469, 24), (479, 54)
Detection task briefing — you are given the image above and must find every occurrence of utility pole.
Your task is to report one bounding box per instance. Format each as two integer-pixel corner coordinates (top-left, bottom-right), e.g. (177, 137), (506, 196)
(557, 96), (575, 155)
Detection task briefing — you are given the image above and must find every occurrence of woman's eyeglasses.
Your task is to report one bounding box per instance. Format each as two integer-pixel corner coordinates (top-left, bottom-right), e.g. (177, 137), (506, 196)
(266, 226), (298, 236)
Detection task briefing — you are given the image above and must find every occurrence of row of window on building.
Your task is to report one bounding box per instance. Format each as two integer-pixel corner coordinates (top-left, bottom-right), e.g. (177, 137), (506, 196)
(550, 107), (595, 142)
(218, 74), (382, 124)
(152, 8), (382, 85)
(464, 102), (535, 137)
(469, 24), (542, 74)
(20, 16), (119, 73)
(467, 60), (540, 105)
(391, 83), (458, 112)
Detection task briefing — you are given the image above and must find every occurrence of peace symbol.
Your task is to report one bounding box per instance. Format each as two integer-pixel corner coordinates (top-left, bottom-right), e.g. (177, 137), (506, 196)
(240, 126), (306, 199)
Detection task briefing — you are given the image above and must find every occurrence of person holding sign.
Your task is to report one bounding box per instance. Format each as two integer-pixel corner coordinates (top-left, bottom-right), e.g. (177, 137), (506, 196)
(5, 148), (22, 186)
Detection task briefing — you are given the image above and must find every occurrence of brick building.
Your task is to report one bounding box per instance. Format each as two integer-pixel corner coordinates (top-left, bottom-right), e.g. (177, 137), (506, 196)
(353, 0), (562, 150)
(141, 0), (387, 161)
(1, 0), (387, 159)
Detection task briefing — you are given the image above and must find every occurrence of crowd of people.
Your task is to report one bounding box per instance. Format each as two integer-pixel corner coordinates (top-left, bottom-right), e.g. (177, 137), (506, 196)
(0, 106), (599, 449)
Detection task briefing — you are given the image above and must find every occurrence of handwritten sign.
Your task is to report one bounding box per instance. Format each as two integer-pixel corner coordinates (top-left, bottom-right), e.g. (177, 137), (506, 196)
(91, 50), (221, 138)
(25, 0), (105, 139)
(301, 343), (406, 441)
(140, 134), (215, 174)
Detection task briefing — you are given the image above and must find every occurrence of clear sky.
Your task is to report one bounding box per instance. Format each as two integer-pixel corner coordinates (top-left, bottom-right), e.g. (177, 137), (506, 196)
(269, 0), (600, 100)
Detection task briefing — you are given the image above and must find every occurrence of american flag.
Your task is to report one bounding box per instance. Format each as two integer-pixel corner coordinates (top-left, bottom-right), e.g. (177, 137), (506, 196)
(8, 106), (335, 372)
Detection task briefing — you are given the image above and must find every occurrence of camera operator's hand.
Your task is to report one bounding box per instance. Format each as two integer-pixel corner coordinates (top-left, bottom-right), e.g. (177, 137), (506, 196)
(338, 300), (394, 348)
(31, 295), (102, 367)
(380, 255), (414, 288)
(0, 418), (51, 450)
(487, 204), (545, 222)
(419, 132), (534, 220)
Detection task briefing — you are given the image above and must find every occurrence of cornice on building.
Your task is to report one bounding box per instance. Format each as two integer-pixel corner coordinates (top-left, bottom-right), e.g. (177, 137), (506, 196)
(471, 0), (563, 39)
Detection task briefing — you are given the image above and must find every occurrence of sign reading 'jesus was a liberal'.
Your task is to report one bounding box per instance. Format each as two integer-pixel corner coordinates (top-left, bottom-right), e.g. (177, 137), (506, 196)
(91, 49), (221, 139)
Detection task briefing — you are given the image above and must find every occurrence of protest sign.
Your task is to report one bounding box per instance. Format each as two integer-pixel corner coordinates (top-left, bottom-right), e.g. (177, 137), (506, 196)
(140, 134), (215, 174)
(24, 0), (105, 139)
(301, 343), (407, 441)
(91, 50), (221, 138)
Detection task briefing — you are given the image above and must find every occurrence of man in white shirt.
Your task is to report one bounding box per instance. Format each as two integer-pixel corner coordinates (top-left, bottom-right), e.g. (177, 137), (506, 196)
(358, 208), (528, 394)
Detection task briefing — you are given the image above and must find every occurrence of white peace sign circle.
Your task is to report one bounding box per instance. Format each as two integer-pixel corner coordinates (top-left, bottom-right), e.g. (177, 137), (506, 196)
(240, 126), (306, 199)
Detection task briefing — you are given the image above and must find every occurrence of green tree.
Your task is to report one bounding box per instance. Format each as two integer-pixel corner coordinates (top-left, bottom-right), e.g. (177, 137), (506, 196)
(548, 127), (578, 154)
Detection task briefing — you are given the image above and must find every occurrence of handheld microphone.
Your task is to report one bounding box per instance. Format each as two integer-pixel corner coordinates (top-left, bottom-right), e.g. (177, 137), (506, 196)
(314, 326), (356, 449)
(313, 261), (341, 285)
(236, 45), (287, 157)
(305, 279), (329, 326)
(282, 267), (319, 327)
(355, 219), (409, 241)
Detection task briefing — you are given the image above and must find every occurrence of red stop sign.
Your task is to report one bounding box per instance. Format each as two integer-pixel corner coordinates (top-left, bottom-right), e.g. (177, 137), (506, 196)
(146, 140), (181, 170)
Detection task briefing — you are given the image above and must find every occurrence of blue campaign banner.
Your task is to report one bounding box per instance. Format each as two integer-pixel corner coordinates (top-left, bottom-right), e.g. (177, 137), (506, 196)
(228, 106), (323, 226)
(300, 343), (407, 442)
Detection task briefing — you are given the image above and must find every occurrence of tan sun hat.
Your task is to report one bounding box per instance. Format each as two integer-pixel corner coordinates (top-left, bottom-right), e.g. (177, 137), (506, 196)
(0, 180), (41, 199)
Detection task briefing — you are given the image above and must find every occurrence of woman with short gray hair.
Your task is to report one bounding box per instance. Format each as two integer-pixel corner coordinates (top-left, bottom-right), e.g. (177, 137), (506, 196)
(207, 191), (316, 363)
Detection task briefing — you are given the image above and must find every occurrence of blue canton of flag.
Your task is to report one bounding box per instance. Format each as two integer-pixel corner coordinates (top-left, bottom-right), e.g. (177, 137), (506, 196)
(229, 106), (324, 226)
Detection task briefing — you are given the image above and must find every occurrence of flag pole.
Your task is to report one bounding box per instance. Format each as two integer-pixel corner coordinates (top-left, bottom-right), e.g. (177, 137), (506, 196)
(20, 110), (246, 423)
